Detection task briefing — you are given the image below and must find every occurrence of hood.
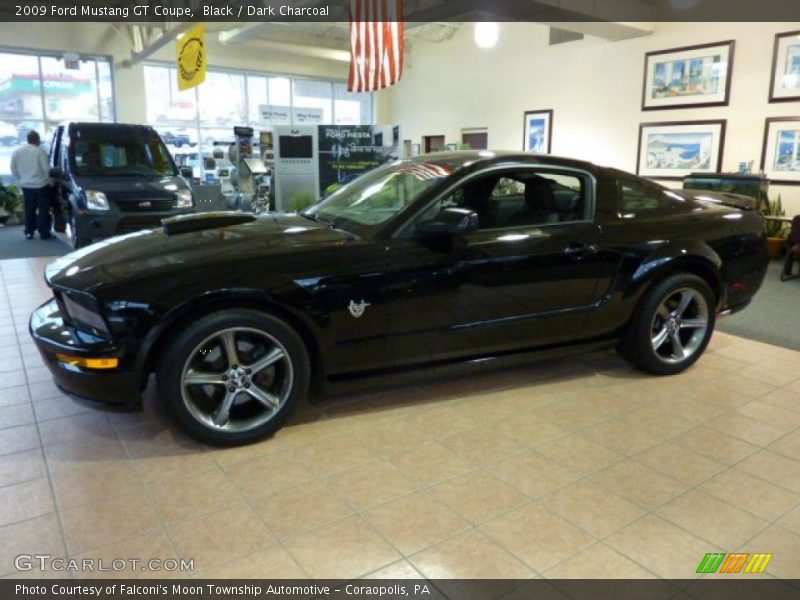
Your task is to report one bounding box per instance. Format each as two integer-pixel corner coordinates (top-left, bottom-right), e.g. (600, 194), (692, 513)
(45, 213), (354, 292)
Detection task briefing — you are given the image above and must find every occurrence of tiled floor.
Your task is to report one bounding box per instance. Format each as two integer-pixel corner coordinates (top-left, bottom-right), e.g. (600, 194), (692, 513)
(1, 256), (800, 580)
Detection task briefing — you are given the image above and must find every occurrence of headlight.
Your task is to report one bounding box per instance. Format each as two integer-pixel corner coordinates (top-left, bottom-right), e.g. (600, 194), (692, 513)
(85, 190), (109, 211)
(175, 188), (194, 208)
(62, 292), (109, 336)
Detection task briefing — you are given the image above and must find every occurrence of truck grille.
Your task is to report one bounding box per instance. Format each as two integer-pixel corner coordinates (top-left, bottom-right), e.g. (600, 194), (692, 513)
(117, 199), (175, 212)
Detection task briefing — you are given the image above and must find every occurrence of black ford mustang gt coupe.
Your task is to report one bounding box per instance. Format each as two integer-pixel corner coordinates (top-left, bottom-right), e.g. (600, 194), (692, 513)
(30, 151), (768, 445)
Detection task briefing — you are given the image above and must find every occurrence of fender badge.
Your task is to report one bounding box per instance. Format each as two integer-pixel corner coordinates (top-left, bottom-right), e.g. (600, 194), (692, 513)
(348, 299), (371, 318)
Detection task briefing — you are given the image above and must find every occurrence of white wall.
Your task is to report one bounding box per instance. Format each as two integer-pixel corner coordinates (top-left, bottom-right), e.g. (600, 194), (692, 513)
(0, 22), (348, 124)
(380, 22), (800, 214)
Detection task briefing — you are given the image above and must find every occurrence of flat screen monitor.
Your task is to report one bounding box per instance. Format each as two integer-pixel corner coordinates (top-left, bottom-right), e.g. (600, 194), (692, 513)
(279, 135), (313, 159)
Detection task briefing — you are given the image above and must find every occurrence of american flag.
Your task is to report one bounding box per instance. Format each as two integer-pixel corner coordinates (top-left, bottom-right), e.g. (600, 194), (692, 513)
(348, 0), (405, 93)
(398, 163), (451, 180)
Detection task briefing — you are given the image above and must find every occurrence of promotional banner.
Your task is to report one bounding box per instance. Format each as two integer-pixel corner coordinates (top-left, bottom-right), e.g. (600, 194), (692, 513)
(317, 125), (400, 196)
(176, 24), (206, 91)
(259, 105), (324, 127)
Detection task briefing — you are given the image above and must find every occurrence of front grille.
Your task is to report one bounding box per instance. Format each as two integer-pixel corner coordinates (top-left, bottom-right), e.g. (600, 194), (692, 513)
(116, 199), (175, 212)
(115, 217), (164, 234)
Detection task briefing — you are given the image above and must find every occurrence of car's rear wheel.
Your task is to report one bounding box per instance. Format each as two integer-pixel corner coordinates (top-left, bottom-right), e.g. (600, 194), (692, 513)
(157, 309), (310, 446)
(618, 273), (716, 375)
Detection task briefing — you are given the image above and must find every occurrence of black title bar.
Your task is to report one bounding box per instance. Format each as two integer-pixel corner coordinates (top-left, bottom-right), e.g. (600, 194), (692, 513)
(2, 0), (800, 22)
(4, 579), (800, 600)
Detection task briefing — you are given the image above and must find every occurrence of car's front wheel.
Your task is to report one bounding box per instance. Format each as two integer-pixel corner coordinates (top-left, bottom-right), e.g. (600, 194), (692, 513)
(69, 212), (91, 249)
(157, 309), (310, 445)
(618, 273), (716, 375)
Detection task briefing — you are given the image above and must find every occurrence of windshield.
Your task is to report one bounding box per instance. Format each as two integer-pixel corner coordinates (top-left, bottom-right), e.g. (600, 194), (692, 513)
(305, 161), (452, 235)
(72, 131), (177, 177)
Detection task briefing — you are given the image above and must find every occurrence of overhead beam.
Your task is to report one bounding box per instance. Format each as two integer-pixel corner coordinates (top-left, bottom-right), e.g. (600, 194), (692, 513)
(542, 21), (654, 41)
(117, 22), (193, 68)
(236, 38), (351, 62)
(218, 23), (270, 46)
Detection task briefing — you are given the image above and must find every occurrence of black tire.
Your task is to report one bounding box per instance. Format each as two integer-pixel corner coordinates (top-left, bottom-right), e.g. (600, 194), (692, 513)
(156, 309), (310, 446)
(70, 212), (90, 249)
(618, 273), (716, 376)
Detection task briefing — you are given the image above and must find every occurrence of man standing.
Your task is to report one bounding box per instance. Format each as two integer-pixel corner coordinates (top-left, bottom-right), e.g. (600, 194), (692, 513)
(10, 130), (52, 240)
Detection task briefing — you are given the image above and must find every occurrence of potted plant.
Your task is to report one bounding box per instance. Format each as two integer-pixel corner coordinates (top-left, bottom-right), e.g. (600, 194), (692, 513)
(763, 194), (789, 260)
(0, 182), (22, 226)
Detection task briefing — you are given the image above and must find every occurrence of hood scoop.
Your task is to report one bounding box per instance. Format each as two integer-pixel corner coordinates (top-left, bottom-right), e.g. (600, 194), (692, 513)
(162, 212), (257, 235)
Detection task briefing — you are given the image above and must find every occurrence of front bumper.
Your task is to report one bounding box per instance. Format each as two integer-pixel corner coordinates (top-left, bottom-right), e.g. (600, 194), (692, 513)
(76, 207), (194, 241)
(29, 299), (140, 405)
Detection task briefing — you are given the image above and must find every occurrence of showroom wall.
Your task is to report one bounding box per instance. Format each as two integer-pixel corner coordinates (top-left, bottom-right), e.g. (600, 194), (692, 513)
(381, 21), (800, 214)
(0, 22), (348, 124)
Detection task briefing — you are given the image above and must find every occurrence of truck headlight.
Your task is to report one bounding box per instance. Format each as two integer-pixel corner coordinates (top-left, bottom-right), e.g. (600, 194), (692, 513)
(85, 190), (109, 211)
(175, 188), (194, 208)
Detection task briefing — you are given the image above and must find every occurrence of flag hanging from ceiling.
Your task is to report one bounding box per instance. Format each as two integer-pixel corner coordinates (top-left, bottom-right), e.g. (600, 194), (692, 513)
(348, 0), (405, 93)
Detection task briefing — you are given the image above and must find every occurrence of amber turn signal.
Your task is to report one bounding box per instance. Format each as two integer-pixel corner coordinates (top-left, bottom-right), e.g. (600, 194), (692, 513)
(56, 354), (119, 370)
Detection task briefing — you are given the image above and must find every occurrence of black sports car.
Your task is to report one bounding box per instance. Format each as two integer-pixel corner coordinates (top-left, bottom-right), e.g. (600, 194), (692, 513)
(30, 152), (769, 445)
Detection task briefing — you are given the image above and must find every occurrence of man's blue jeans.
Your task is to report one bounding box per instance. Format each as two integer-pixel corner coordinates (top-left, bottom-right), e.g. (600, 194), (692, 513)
(22, 186), (52, 238)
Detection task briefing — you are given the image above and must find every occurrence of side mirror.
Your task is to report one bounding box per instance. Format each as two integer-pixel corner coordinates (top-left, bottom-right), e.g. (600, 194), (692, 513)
(416, 207), (479, 236)
(179, 166), (193, 179)
(49, 166), (63, 179)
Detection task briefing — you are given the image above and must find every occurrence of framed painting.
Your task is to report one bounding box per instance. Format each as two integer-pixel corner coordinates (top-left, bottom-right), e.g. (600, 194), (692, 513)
(769, 30), (800, 102)
(761, 117), (800, 184)
(523, 109), (553, 154)
(642, 41), (735, 110)
(637, 120), (726, 180)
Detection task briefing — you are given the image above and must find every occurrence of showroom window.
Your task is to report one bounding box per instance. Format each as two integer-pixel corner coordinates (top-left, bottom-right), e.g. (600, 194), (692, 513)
(334, 82), (373, 125)
(292, 78), (333, 123)
(143, 63), (375, 161)
(0, 49), (115, 178)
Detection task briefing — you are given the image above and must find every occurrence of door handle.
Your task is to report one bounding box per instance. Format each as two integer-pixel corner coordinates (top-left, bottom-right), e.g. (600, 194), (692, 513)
(564, 242), (597, 257)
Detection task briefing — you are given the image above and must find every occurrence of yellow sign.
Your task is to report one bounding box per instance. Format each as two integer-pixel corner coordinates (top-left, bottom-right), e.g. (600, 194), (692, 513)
(176, 24), (206, 91)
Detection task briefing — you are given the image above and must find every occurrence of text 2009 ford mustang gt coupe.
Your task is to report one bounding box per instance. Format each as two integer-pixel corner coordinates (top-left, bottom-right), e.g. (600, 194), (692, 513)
(30, 152), (768, 445)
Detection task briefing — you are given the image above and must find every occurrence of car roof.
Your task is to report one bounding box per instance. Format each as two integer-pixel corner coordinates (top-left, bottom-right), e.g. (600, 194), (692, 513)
(68, 122), (158, 134)
(406, 150), (599, 174)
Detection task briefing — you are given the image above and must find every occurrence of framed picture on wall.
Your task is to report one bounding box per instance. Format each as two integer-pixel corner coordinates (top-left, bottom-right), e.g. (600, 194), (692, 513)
(642, 41), (735, 110)
(769, 31), (800, 102)
(637, 120), (726, 180)
(761, 117), (800, 184)
(523, 109), (553, 154)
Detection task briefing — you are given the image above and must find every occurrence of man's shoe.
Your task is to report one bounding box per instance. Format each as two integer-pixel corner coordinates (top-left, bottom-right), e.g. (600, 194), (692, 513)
(25, 233), (33, 240)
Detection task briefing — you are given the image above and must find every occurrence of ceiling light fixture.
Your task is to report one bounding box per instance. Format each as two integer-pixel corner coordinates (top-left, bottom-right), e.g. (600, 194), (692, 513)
(474, 22), (499, 49)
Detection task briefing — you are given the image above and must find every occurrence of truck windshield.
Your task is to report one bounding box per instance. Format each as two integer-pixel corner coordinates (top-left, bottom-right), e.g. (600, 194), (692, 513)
(72, 131), (177, 177)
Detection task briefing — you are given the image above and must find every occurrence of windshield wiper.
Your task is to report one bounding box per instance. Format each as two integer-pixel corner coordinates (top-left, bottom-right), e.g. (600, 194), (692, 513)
(299, 212), (334, 227)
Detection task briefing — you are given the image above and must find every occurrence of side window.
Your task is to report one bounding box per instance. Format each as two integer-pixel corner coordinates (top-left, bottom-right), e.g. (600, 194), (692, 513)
(497, 171), (585, 228)
(618, 178), (674, 217)
(418, 169), (587, 231)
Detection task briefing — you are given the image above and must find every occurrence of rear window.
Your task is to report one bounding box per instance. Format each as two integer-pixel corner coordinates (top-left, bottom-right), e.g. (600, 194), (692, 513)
(71, 129), (176, 177)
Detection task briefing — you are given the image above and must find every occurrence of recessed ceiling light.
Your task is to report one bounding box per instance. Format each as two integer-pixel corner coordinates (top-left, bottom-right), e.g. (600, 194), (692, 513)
(474, 22), (499, 49)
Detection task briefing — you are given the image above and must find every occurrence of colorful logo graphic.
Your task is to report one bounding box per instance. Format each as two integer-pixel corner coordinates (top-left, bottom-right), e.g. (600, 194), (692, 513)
(696, 552), (773, 574)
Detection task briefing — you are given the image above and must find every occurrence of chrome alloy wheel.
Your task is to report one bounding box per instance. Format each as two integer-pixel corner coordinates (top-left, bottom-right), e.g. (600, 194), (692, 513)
(650, 287), (709, 364)
(180, 327), (294, 432)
